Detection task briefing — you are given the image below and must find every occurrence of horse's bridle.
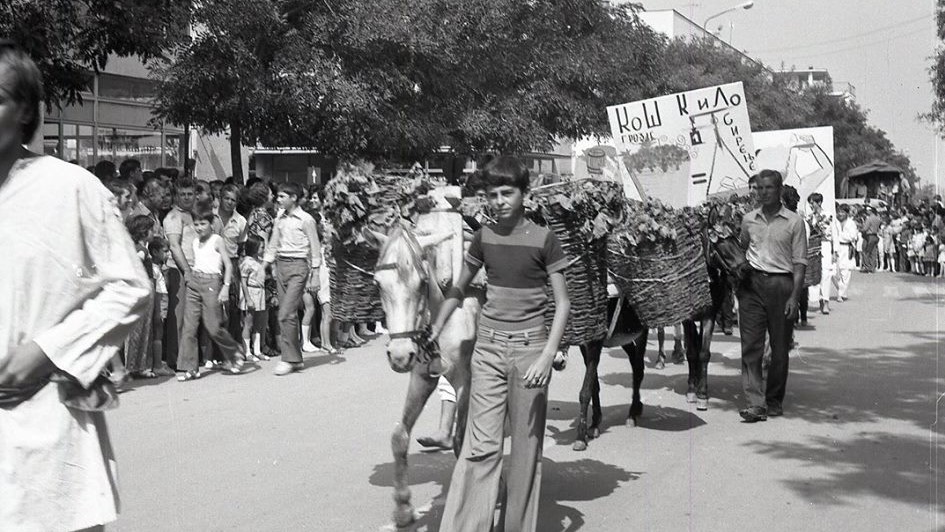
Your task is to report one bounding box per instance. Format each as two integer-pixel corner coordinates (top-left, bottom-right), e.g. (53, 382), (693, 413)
(375, 235), (443, 376)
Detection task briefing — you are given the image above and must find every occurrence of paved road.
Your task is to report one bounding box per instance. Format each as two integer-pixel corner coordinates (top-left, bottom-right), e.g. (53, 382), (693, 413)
(109, 272), (945, 531)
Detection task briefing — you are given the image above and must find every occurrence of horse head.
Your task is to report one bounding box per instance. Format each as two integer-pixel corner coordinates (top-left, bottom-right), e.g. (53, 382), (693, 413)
(705, 204), (749, 281)
(370, 223), (452, 373)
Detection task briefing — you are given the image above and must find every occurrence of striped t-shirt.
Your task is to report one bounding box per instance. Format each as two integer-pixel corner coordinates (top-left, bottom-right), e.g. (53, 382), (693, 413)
(465, 219), (568, 330)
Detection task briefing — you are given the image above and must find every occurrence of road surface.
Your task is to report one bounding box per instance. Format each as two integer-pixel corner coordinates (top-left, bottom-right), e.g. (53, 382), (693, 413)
(108, 272), (945, 531)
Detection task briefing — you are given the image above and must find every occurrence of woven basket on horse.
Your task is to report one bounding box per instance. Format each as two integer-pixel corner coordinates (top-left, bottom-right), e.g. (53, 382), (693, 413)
(805, 234), (823, 287)
(328, 242), (386, 322)
(607, 205), (713, 328)
(528, 178), (625, 346)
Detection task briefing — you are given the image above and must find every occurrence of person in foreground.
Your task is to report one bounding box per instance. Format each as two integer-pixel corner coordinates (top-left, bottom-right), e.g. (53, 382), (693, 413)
(0, 42), (152, 531)
(430, 155), (570, 531)
(737, 169), (807, 422)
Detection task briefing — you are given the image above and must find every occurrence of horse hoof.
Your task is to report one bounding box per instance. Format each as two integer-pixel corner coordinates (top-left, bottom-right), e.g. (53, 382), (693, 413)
(629, 416), (639, 427)
(654, 357), (665, 370)
(696, 397), (708, 411)
(572, 439), (588, 451)
(686, 392), (697, 403)
(589, 427), (601, 440)
(629, 402), (643, 419)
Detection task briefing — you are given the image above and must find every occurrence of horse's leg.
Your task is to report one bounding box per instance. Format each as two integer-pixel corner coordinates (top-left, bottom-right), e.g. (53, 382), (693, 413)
(696, 316), (716, 411)
(683, 320), (700, 403)
(624, 328), (647, 426)
(573, 343), (598, 451)
(449, 340), (474, 458)
(391, 369), (439, 528)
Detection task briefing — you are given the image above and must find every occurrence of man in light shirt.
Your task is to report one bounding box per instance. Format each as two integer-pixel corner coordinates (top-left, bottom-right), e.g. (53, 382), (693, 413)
(264, 182), (322, 376)
(737, 170), (807, 422)
(216, 183), (248, 345)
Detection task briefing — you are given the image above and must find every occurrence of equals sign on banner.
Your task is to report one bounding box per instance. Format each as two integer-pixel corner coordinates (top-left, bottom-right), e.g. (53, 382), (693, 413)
(691, 172), (708, 185)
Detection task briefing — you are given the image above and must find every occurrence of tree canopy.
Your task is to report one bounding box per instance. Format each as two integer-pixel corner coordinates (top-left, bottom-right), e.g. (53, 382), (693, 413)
(1, 0), (190, 107)
(152, 0), (667, 167)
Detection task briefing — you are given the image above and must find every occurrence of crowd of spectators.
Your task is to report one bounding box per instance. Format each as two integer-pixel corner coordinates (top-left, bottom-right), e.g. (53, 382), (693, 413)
(90, 158), (373, 384)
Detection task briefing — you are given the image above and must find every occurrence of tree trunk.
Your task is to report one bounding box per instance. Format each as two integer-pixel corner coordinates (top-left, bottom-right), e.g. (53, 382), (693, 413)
(230, 121), (244, 184)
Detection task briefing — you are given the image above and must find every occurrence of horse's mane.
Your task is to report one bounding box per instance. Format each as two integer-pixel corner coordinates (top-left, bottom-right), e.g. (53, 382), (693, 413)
(377, 224), (426, 281)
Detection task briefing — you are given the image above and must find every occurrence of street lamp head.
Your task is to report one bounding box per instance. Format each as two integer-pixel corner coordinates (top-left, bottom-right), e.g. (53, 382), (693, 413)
(740, 1), (754, 9)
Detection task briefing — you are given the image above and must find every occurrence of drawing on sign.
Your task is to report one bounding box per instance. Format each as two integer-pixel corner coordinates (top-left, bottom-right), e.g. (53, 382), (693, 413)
(607, 82), (756, 206)
(753, 126), (836, 218)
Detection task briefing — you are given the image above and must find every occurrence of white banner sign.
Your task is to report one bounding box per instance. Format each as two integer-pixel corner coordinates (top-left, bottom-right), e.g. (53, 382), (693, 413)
(607, 82), (756, 205)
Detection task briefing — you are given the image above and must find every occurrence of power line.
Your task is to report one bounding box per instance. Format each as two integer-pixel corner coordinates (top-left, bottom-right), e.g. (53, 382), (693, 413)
(752, 13), (930, 53)
(775, 26), (929, 61)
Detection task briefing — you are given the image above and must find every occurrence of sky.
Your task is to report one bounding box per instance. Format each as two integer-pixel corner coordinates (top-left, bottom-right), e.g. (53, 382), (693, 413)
(638, 0), (944, 193)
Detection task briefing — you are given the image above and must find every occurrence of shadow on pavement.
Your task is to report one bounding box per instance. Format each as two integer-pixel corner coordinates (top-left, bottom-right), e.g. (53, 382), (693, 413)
(369, 453), (641, 531)
(745, 431), (945, 516)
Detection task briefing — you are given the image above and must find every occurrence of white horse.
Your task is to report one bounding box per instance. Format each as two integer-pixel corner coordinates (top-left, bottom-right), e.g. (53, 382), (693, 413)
(371, 223), (482, 528)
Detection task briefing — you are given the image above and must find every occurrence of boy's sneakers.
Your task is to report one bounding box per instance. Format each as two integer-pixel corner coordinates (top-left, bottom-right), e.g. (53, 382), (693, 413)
(273, 361), (303, 376)
(177, 370), (201, 382)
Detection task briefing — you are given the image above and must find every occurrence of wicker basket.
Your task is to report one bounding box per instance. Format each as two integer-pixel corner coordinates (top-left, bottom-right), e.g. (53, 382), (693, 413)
(805, 234), (823, 287)
(328, 243), (385, 323)
(531, 181), (616, 346)
(607, 215), (713, 328)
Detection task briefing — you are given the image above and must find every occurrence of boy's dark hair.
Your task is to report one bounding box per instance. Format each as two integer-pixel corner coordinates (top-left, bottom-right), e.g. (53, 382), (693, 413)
(838, 204), (851, 213)
(221, 183), (241, 199)
(174, 177), (196, 194)
(94, 160), (117, 181)
(246, 181), (270, 208)
(781, 185), (800, 208)
(148, 236), (168, 255)
(808, 192), (823, 204)
(192, 206), (216, 224)
(463, 171), (485, 197)
(125, 215), (154, 243)
(195, 180), (211, 196)
(244, 234), (264, 258)
(278, 182), (303, 200)
(481, 155), (530, 192)
(119, 158), (141, 179)
(0, 41), (43, 142)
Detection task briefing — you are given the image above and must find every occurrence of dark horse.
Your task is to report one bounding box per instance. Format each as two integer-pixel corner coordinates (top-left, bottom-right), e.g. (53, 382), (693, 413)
(571, 204), (747, 451)
(681, 204), (749, 410)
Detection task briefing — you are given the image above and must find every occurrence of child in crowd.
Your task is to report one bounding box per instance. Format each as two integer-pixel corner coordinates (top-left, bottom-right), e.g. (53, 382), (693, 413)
(240, 234), (270, 362)
(177, 208), (246, 381)
(148, 237), (175, 375)
(911, 223), (927, 275)
(925, 231), (939, 277)
(123, 215), (157, 378)
(938, 235), (945, 279)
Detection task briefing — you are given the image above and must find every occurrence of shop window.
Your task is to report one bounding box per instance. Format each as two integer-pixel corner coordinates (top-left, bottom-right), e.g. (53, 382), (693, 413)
(42, 122), (60, 158)
(98, 127), (163, 170)
(97, 74), (157, 103)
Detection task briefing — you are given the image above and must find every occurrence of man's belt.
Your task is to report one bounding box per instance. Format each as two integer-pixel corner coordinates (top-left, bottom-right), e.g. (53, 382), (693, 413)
(749, 268), (792, 277)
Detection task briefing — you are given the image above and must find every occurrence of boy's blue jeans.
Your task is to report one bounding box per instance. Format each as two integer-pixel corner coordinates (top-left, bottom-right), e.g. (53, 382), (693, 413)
(440, 324), (549, 532)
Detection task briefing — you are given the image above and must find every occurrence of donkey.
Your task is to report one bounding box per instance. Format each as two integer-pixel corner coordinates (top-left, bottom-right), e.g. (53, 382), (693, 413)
(572, 297), (648, 451)
(370, 223), (482, 528)
(681, 203), (749, 411)
(571, 204), (747, 451)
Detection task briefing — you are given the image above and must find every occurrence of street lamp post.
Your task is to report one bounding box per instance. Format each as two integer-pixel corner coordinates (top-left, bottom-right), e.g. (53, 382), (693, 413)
(703, 1), (754, 31)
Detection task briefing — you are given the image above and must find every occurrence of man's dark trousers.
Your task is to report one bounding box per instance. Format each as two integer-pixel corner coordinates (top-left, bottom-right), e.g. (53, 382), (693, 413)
(861, 234), (879, 272)
(737, 271), (794, 410)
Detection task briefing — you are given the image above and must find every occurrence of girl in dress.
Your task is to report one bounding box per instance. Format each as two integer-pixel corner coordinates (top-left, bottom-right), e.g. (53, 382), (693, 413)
(924, 233), (937, 277)
(911, 223), (927, 275)
(937, 234), (945, 279)
(240, 234), (270, 362)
